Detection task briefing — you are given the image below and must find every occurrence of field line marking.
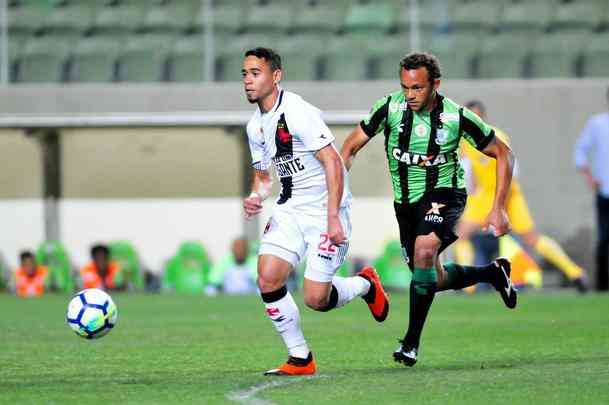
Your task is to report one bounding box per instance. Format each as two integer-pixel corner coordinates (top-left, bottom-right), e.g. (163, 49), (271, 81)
(226, 375), (324, 405)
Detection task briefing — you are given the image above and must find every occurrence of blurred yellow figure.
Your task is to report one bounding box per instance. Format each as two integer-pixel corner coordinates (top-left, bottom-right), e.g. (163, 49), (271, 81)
(455, 100), (587, 292)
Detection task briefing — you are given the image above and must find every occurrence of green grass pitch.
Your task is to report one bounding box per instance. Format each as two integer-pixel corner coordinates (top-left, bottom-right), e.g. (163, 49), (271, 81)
(1, 291), (608, 404)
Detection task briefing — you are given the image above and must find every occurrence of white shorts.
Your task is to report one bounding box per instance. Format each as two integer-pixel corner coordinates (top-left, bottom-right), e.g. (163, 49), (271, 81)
(259, 204), (352, 283)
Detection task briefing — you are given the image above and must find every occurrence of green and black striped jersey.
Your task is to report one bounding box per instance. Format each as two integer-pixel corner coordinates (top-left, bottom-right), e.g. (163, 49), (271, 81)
(360, 91), (495, 204)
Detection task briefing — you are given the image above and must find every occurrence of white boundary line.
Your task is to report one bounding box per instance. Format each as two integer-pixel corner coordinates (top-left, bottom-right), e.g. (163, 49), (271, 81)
(226, 375), (324, 405)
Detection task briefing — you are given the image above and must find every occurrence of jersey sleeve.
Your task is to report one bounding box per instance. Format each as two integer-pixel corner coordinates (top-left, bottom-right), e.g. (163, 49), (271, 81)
(460, 107), (496, 151)
(360, 95), (390, 138)
(285, 99), (335, 151)
(246, 122), (270, 171)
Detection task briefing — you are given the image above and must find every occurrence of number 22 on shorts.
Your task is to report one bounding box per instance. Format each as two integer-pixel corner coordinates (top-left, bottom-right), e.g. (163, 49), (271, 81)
(317, 233), (337, 253)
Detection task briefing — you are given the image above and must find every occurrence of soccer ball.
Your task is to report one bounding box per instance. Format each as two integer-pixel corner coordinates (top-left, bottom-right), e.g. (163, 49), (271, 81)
(66, 289), (118, 339)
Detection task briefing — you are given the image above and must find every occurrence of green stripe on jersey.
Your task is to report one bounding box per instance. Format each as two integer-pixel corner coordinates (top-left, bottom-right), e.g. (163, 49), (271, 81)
(360, 91), (495, 204)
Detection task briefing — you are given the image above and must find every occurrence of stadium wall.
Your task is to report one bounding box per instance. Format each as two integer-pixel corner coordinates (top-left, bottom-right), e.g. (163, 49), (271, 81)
(0, 80), (605, 270)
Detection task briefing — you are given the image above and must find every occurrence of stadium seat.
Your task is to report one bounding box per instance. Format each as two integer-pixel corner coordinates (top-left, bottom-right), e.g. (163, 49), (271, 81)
(117, 34), (174, 82)
(17, 36), (71, 82)
(36, 241), (74, 293)
(396, 0), (456, 35)
(168, 35), (206, 82)
(8, 3), (47, 36)
(275, 35), (325, 81)
(322, 37), (373, 81)
(374, 240), (411, 290)
(549, 0), (606, 33)
(370, 34), (420, 80)
(477, 33), (532, 78)
(291, 2), (347, 35)
(140, 2), (197, 34)
(343, 2), (396, 37)
(427, 33), (479, 79)
(42, 4), (95, 38)
(216, 33), (275, 81)
(194, 2), (246, 36)
(109, 240), (144, 290)
(498, 0), (555, 35)
(68, 37), (120, 82)
(581, 34), (609, 78)
(450, 0), (503, 35)
(0, 252), (9, 291)
(243, 2), (292, 35)
(92, 3), (146, 36)
(162, 241), (211, 294)
(529, 32), (588, 78)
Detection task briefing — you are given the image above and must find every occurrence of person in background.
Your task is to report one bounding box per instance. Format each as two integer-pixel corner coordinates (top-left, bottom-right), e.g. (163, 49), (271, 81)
(456, 100), (587, 292)
(205, 237), (257, 296)
(574, 86), (609, 291)
(80, 244), (124, 291)
(14, 251), (49, 298)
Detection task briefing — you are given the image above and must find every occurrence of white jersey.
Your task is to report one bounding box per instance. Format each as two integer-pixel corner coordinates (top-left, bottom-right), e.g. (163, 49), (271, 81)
(246, 89), (352, 211)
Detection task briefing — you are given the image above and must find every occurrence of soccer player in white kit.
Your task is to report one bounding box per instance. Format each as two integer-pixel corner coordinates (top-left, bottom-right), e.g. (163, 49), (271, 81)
(242, 48), (390, 376)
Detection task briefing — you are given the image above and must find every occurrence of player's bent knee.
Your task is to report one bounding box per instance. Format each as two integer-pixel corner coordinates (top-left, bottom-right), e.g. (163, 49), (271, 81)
(303, 293), (329, 311)
(257, 272), (285, 293)
(414, 247), (437, 265)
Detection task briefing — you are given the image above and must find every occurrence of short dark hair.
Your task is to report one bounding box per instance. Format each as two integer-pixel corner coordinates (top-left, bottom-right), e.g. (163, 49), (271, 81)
(465, 100), (486, 115)
(20, 250), (34, 262)
(244, 47), (282, 71)
(399, 52), (442, 83)
(91, 244), (110, 258)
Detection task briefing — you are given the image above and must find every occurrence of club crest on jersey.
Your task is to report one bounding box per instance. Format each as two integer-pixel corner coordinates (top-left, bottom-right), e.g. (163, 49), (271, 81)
(392, 148), (448, 166)
(435, 129), (449, 145)
(415, 124), (427, 137)
(277, 123), (291, 144)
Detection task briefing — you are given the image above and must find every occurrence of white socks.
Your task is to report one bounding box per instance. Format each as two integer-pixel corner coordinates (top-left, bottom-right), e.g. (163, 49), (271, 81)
(331, 276), (371, 308)
(262, 287), (310, 359)
(261, 277), (370, 359)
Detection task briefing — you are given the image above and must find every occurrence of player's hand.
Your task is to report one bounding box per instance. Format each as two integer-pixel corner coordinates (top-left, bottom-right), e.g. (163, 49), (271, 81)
(327, 214), (347, 245)
(243, 194), (263, 218)
(482, 207), (511, 237)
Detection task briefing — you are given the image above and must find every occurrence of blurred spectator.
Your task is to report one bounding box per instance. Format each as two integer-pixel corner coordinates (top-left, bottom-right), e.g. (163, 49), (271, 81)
(163, 241), (211, 294)
(80, 244), (125, 291)
(14, 251), (49, 298)
(206, 237), (257, 296)
(574, 86), (609, 291)
(457, 100), (586, 292)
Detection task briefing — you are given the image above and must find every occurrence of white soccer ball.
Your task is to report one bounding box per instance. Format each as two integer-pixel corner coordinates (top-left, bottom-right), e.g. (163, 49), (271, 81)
(66, 288), (118, 339)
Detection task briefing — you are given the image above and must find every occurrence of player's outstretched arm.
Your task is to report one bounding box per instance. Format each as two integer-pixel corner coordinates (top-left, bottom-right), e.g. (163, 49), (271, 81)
(480, 137), (515, 236)
(316, 144), (347, 245)
(340, 125), (371, 171)
(243, 169), (272, 219)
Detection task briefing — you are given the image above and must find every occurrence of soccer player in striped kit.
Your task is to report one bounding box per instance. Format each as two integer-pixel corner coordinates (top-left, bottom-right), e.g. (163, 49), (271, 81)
(342, 52), (517, 367)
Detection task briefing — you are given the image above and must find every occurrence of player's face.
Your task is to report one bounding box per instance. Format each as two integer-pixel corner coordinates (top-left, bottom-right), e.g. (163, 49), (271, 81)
(22, 257), (35, 275)
(400, 67), (440, 112)
(242, 56), (280, 104)
(93, 252), (108, 271)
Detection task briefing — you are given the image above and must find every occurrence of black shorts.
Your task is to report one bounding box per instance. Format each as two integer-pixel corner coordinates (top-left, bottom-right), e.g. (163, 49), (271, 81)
(394, 188), (467, 268)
